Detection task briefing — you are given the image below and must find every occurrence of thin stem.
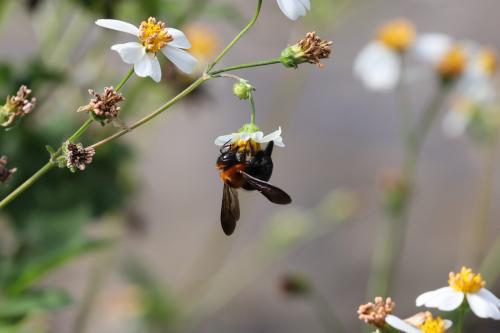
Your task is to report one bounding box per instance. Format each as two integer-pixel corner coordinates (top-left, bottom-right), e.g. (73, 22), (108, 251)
(367, 81), (452, 297)
(249, 92), (256, 125)
(395, 54), (413, 143)
(115, 67), (134, 92)
(480, 235), (500, 283)
(0, 162), (54, 209)
(68, 118), (94, 143)
(210, 58), (282, 75)
(90, 75), (210, 149)
(207, 0), (263, 72)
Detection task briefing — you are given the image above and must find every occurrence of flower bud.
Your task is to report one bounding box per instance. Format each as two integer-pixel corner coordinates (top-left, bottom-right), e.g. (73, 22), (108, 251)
(1, 85), (36, 128)
(280, 32), (332, 68)
(232, 80), (255, 100)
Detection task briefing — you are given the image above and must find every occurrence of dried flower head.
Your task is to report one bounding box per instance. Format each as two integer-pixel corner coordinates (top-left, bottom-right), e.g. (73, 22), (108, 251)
(63, 142), (95, 172)
(0, 156), (17, 184)
(280, 273), (311, 296)
(358, 297), (396, 328)
(1, 85), (36, 128)
(78, 87), (124, 124)
(281, 32), (332, 68)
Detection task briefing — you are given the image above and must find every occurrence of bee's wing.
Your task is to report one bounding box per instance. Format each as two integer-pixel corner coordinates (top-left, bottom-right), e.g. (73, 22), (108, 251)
(240, 171), (292, 205)
(221, 184), (240, 236)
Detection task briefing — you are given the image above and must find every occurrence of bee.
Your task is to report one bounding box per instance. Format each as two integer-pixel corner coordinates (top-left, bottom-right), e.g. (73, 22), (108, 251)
(216, 140), (292, 235)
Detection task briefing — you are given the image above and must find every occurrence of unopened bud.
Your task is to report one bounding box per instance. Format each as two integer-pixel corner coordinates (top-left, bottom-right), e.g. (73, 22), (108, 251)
(232, 80), (255, 100)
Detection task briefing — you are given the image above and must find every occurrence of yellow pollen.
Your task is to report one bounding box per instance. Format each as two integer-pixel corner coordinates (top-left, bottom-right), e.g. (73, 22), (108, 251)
(448, 267), (485, 293)
(235, 139), (261, 155)
(377, 19), (416, 52)
(419, 315), (447, 333)
(139, 17), (173, 53)
(438, 46), (467, 80)
(478, 48), (497, 76)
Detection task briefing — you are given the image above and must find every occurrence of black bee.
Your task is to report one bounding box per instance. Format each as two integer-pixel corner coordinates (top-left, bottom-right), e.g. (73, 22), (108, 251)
(216, 141), (292, 235)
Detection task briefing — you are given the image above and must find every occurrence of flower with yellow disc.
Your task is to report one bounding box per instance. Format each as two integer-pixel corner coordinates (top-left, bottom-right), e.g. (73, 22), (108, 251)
(386, 312), (452, 333)
(416, 267), (500, 319)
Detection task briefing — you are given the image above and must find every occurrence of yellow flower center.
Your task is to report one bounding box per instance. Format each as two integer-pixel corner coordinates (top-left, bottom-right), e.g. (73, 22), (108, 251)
(449, 267), (485, 293)
(235, 138), (261, 155)
(139, 17), (172, 53)
(185, 25), (219, 61)
(377, 19), (416, 52)
(438, 46), (467, 80)
(419, 316), (447, 333)
(478, 48), (497, 76)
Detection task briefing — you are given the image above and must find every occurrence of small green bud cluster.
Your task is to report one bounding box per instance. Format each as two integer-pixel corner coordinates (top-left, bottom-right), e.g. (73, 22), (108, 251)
(232, 79), (255, 100)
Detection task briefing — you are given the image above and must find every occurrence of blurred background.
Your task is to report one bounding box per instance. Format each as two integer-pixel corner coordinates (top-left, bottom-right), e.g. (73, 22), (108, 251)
(0, 0), (499, 332)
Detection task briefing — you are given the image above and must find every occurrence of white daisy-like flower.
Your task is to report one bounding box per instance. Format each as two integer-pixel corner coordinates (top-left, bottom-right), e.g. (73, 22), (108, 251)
(386, 312), (452, 333)
(95, 17), (197, 82)
(215, 127), (285, 147)
(276, 0), (310, 20)
(441, 47), (498, 138)
(416, 267), (500, 320)
(354, 19), (416, 91)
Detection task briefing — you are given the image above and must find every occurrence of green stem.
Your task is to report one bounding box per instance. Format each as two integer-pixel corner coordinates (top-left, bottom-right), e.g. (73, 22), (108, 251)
(210, 58), (282, 75)
(68, 118), (93, 143)
(115, 67), (134, 92)
(456, 304), (466, 333)
(90, 75), (211, 149)
(207, 0), (263, 72)
(0, 162), (55, 209)
(249, 92), (256, 125)
(367, 81), (452, 297)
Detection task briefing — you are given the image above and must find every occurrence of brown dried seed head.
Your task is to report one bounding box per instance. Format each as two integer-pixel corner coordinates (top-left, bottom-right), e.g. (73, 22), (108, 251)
(64, 142), (96, 172)
(78, 87), (124, 123)
(1, 85), (36, 127)
(298, 32), (333, 67)
(0, 156), (17, 184)
(358, 297), (396, 328)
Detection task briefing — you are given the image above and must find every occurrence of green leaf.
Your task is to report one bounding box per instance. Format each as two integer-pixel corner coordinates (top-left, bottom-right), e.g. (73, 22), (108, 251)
(0, 289), (71, 319)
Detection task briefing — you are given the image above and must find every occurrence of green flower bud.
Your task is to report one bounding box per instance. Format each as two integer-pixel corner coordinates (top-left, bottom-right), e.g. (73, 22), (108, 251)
(232, 80), (255, 100)
(239, 123), (259, 133)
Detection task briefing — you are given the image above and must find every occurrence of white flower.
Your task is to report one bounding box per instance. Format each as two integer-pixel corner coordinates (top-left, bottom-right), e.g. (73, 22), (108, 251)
(416, 267), (500, 320)
(386, 313), (452, 333)
(354, 19), (415, 91)
(96, 17), (197, 82)
(276, 0), (310, 20)
(215, 127), (285, 147)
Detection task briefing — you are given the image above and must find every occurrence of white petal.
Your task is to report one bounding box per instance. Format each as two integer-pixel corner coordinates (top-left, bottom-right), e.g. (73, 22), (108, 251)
(261, 127), (285, 147)
(277, 0), (308, 20)
(442, 110), (468, 138)
(354, 42), (401, 91)
(110, 42), (145, 64)
(134, 54), (162, 82)
(416, 287), (464, 311)
(467, 292), (500, 319)
(386, 315), (422, 333)
(444, 320), (453, 330)
(215, 134), (237, 146)
(477, 288), (500, 308)
(166, 28), (191, 49)
(413, 33), (453, 65)
(240, 132), (251, 142)
(251, 131), (264, 141)
(161, 46), (198, 74)
(95, 19), (139, 36)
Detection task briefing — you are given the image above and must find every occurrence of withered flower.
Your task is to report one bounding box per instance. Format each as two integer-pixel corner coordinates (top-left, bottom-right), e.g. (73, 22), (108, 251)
(358, 297), (396, 328)
(63, 142), (95, 172)
(281, 32), (332, 68)
(1, 85), (36, 128)
(78, 87), (124, 125)
(0, 156), (17, 184)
